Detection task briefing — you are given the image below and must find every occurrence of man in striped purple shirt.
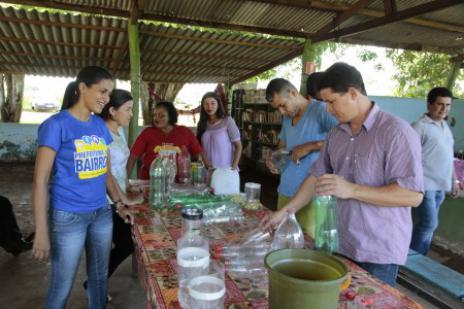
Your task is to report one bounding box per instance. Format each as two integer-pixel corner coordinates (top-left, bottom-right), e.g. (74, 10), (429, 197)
(266, 62), (424, 286)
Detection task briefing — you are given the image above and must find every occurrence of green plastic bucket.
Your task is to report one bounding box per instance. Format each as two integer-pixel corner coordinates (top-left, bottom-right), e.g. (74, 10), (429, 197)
(265, 249), (347, 309)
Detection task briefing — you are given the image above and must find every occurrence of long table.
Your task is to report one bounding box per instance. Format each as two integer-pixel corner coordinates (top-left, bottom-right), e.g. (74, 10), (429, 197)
(131, 204), (424, 309)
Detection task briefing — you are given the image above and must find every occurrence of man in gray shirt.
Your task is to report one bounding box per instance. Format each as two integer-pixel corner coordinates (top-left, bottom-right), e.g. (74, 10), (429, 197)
(410, 87), (461, 255)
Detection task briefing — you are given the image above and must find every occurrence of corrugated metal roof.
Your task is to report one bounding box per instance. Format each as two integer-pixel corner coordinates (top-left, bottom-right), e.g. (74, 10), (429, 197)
(0, 0), (463, 82)
(0, 5), (303, 83)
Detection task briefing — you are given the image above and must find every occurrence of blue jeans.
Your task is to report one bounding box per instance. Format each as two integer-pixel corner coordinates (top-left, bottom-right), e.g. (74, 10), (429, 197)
(355, 262), (399, 287)
(46, 205), (113, 309)
(410, 190), (445, 255)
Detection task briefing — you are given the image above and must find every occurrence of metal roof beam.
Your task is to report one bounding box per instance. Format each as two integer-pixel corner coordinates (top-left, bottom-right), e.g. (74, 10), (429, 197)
(315, 0), (376, 35)
(246, 0), (343, 12)
(143, 49), (276, 62)
(0, 15), (126, 32)
(383, 0), (397, 17)
(231, 48), (303, 84)
(140, 13), (310, 38)
(313, 0), (463, 42)
(0, 0), (130, 17)
(0, 35), (125, 49)
(140, 30), (301, 49)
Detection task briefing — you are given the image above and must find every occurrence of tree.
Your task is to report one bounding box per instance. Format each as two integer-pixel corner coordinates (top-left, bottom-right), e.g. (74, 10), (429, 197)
(386, 50), (463, 98)
(0, 73), (25, 122)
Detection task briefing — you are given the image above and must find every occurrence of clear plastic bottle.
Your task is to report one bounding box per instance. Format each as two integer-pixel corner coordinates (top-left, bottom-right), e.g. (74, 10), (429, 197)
(214, 242), (270, 259)
(149, 156), (168, 208)
(164, 152), (177, 188)
(271, 208), (304, 250)
(270, 149), (290, 173)
(313, 195), (339, 254)
(181, 207), (203, 236)
(177, 234), (210, 308)
(177, 146), (191, 184)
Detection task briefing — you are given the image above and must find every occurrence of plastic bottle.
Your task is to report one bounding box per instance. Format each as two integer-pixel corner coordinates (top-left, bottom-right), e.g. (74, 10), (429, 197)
(313, 195), (339, 254)
(177, 208), (209, 308)
(177, 146), (191, 184)
(271, 208), (304, 250)
(164, 152), (177, 188)
(181, 207), (203, 236)
(270, 149), (290, 173)
(149, 156), (168, 208)
(214, 243), (270, 259)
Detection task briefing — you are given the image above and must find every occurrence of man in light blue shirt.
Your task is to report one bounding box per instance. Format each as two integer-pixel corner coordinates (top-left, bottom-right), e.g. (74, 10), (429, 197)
(410, 87), (461, 255)
(265, 77), (337, 237)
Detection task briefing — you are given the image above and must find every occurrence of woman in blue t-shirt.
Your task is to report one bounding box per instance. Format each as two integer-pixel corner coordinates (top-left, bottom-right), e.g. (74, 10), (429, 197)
(31, 66), (131, 309)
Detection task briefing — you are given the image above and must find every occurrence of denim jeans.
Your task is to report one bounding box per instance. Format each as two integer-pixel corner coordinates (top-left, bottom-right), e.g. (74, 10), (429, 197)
(46, 205), (113, 309)
(410, 190), (445, 255)
(355, 262), (399, 287)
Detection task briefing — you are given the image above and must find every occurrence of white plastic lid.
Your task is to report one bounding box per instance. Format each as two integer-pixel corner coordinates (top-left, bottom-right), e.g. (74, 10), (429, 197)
(177, 247), (210, 268)
(188, 275), (226, 301)
(245, 182), (261, 189)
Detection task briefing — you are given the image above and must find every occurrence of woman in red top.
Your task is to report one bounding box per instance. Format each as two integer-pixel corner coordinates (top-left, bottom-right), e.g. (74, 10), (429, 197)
(127, 101), (202, 179)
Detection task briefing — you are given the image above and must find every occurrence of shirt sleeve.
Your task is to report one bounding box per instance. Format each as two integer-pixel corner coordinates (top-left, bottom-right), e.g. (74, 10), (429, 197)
(37, 117), (61, 152)
(130, 129), (148, 157)
(226, 117), (241, 142)
(385, 125), (424, 193)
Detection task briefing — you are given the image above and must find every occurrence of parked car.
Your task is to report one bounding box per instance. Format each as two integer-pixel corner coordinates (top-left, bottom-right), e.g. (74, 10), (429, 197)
(31, 100), (60, 112)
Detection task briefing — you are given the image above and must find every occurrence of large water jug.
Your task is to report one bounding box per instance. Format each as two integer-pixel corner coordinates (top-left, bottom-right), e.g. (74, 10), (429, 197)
(149, 156), (168, 208)
(210, 168), (240, 195)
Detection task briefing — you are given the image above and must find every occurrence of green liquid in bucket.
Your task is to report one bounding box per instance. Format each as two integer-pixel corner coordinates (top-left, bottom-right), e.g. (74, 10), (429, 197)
(273, 258), (342, 281)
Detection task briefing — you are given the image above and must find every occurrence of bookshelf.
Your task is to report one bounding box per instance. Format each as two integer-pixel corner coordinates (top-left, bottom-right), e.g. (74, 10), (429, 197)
(232, 89), (282, 164)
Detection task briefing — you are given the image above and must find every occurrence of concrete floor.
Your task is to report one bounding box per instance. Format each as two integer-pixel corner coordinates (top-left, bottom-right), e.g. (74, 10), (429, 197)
(0, 163), (145, 309)
(0, 163), (452, 309)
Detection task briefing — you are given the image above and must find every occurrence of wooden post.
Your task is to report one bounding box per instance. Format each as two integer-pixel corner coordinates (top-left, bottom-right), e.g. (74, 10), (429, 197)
(299, 40), (325, 97)
(128, 19), (141, 148)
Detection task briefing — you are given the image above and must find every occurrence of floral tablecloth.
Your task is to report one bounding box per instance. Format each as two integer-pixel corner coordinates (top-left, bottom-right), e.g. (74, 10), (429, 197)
(131, 204), (423, 309)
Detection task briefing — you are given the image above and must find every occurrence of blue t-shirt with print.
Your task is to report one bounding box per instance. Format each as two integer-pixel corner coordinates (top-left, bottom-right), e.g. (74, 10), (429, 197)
(38, 110), (113, 212)
(278, 100), (338, 197)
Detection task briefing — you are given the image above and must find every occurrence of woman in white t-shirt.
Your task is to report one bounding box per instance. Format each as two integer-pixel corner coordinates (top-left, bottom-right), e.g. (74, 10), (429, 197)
(97, 89), (141, 288)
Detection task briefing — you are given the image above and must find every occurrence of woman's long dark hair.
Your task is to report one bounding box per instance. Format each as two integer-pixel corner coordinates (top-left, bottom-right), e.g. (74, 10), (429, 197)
(196, 92), (227, 144)
(61, 66), (113, 111)
(98, 89), (133, 120)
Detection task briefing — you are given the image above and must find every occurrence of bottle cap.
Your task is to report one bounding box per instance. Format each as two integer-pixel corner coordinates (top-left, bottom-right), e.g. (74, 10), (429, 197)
(181, 207), (203, 220)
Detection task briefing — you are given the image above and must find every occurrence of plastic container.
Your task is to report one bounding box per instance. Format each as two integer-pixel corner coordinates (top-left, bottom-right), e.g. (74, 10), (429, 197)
(210, 168), (240, 195)
(313, 195), (339, 254)
(191, 162), (207, 187)
(215, 243), (270, 259)
(187, 260), (225, 309)
(177, 146), (192, 184)
(271, 208), (304, 250)
(164, 153), (177, 188)
(244, 182), (261, 202)
(270, 149), (290, 173)
(241, 227), (271, 245)
(149, 156), (168, 208)
(177, 235), (210, 308)
(181, 207), (203, 236)
(265, 249), (348, 309)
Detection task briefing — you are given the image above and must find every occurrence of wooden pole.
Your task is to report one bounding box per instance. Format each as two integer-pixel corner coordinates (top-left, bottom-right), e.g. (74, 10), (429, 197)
(300, 40), (325, 97)
(128, 20), (141, 148)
